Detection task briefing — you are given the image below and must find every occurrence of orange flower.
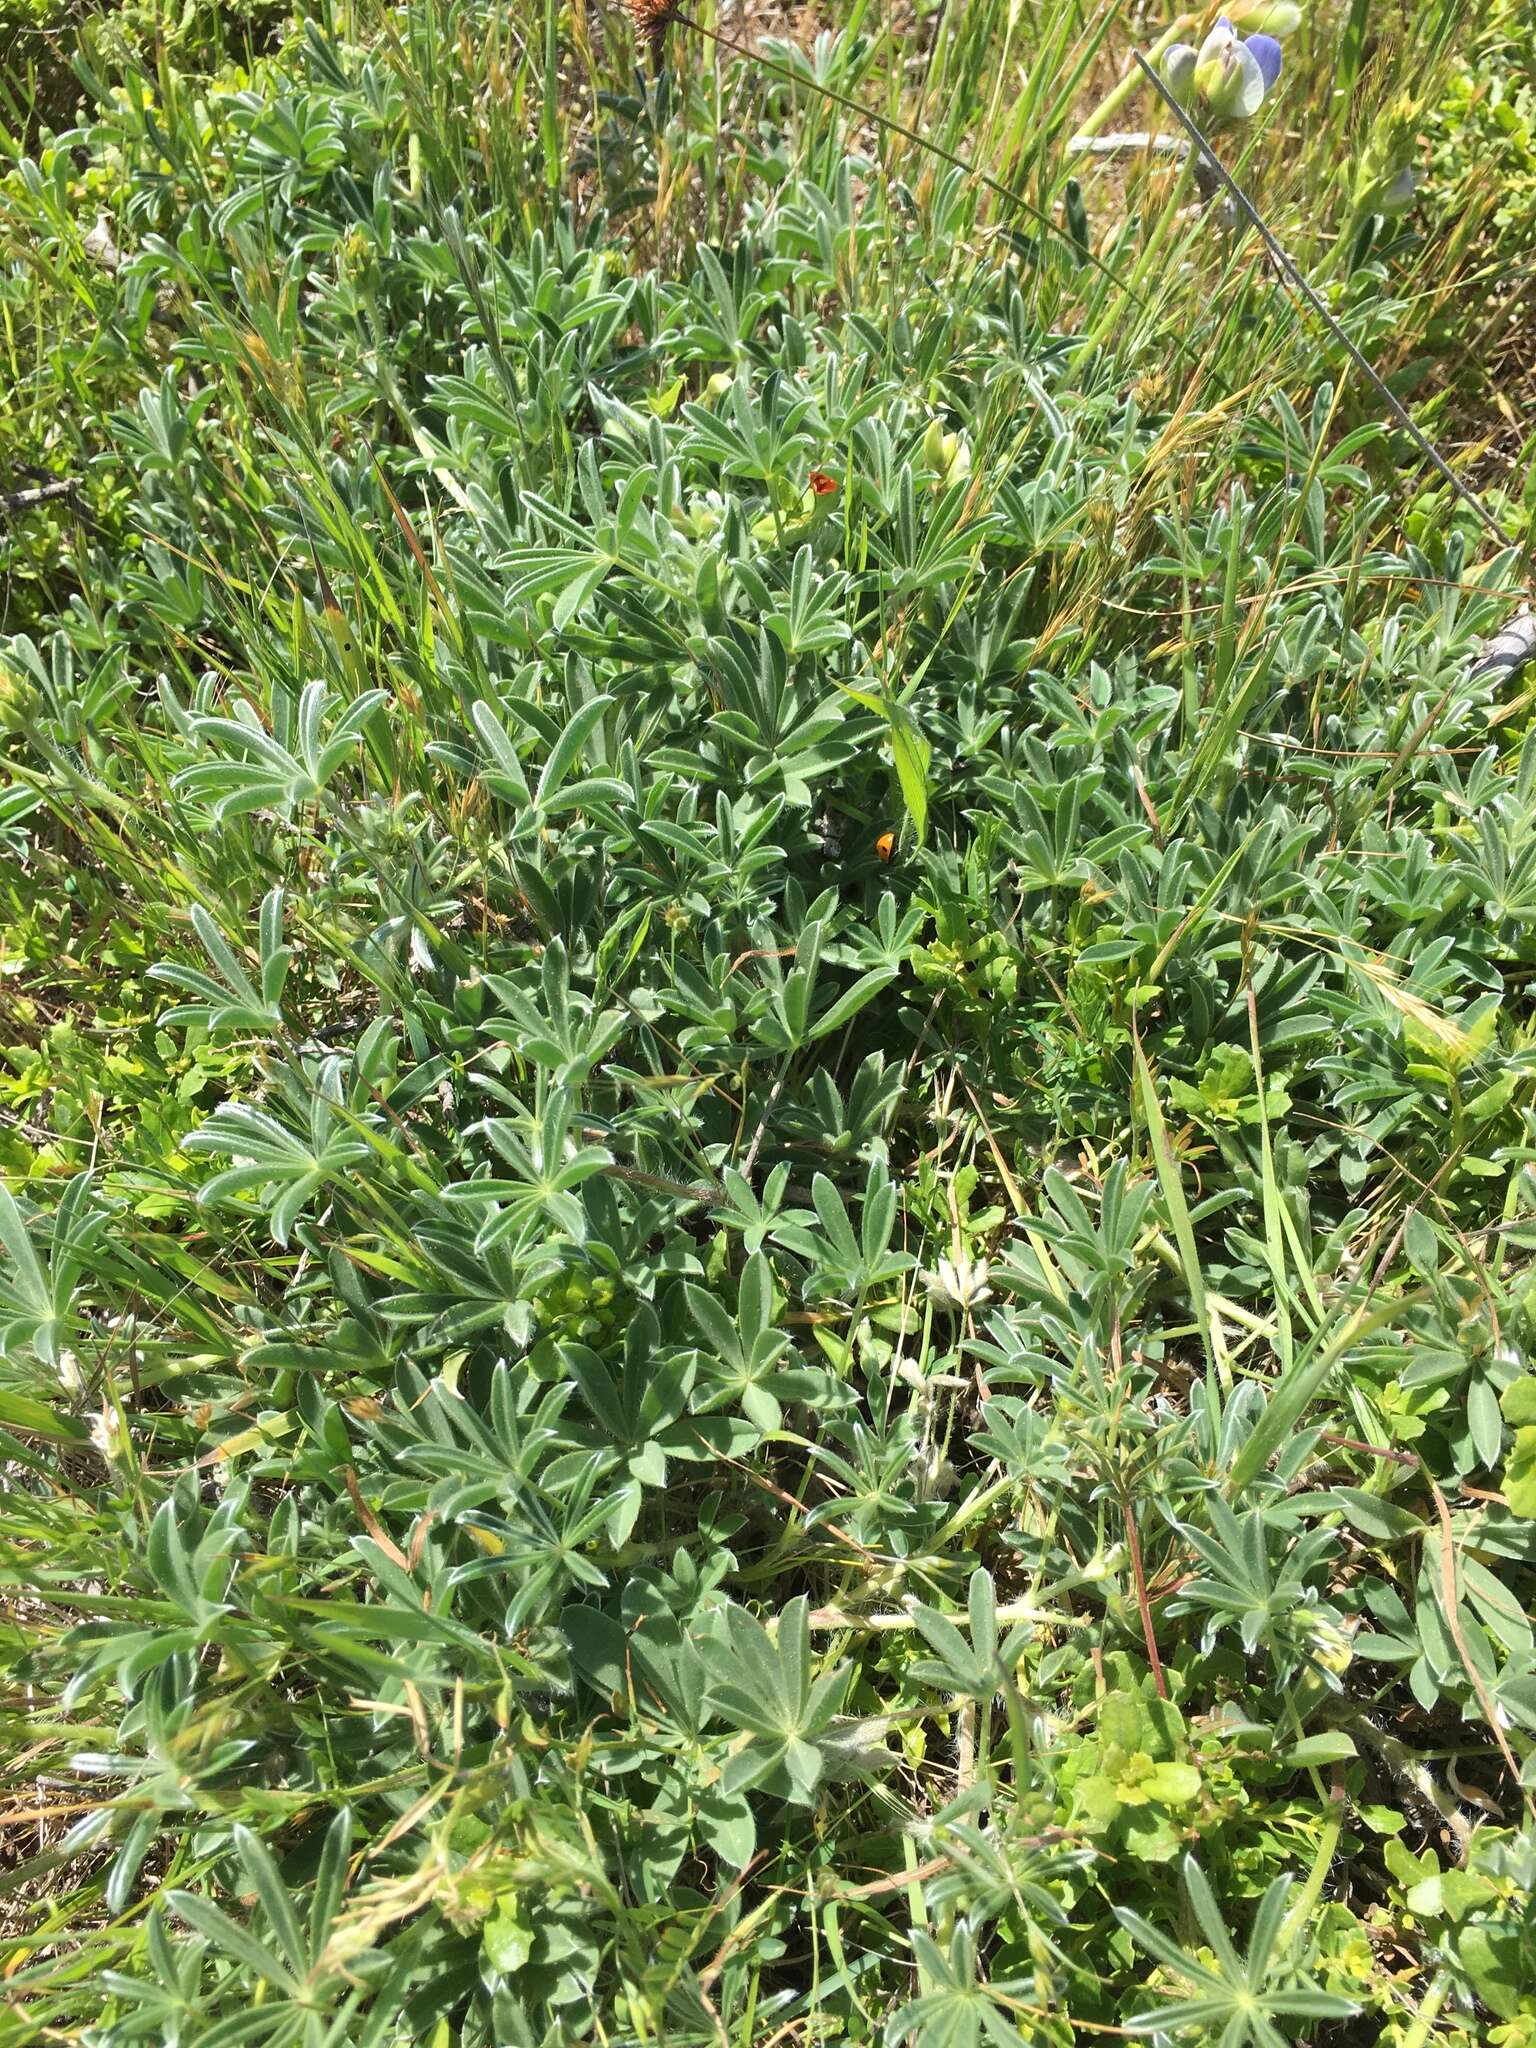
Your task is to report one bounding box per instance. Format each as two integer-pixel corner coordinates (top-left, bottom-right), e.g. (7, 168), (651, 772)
(809, 470), (838, 495)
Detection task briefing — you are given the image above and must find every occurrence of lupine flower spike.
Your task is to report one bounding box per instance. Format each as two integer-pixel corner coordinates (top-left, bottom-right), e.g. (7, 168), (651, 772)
(1163, 15), (1286, 122)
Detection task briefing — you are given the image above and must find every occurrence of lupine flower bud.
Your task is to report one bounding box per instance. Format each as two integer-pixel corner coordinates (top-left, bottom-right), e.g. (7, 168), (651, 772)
(1379, 165), (1419, 216)
(922, 1253), (992, 1311)
(1224, 0), (1302, 35)
(921, 418), (970, 491)
(90, 1402), (129, 1466)
(1162, 43), (1198, 102)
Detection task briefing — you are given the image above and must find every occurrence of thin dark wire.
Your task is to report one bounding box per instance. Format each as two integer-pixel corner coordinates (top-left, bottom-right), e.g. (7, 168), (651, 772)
(667, 7), (1170, 326)
(1131, 49), (1513, 550)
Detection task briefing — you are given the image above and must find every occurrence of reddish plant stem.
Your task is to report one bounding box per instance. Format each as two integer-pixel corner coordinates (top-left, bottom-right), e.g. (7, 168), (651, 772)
(1123, 1496), (1168, 1699)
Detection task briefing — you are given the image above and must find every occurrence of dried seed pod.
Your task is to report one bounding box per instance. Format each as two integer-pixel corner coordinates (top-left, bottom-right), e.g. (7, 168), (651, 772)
(625, 0), (679, 62)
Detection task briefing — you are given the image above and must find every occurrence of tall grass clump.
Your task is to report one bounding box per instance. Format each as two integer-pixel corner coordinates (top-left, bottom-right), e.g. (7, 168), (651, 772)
(0, 0), (1534, 2041)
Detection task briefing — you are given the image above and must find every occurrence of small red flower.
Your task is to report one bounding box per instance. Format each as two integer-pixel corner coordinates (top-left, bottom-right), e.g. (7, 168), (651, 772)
(809, 470), (838, 495)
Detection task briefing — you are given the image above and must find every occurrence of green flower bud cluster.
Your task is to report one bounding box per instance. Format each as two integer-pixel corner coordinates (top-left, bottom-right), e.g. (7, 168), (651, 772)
(538, 1270), (621, 1344)
(912, 932), (1019, 1007)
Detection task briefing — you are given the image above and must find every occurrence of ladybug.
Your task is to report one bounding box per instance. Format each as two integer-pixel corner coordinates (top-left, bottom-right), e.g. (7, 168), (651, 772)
(876, 830), (897, 864)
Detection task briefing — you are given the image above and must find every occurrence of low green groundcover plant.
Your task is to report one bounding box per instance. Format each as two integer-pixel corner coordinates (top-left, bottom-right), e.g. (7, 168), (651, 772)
(0, 0), (1535, 2041)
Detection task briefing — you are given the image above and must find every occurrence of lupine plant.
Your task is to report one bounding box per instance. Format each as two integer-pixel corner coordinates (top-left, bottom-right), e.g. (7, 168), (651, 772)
(0, 0), (1533, 2043)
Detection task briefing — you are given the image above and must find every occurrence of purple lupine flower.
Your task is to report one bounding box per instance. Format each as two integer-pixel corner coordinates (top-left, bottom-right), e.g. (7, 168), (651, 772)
(1181, 16), (1284, 120)
(1246, 34), (1283, 90)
